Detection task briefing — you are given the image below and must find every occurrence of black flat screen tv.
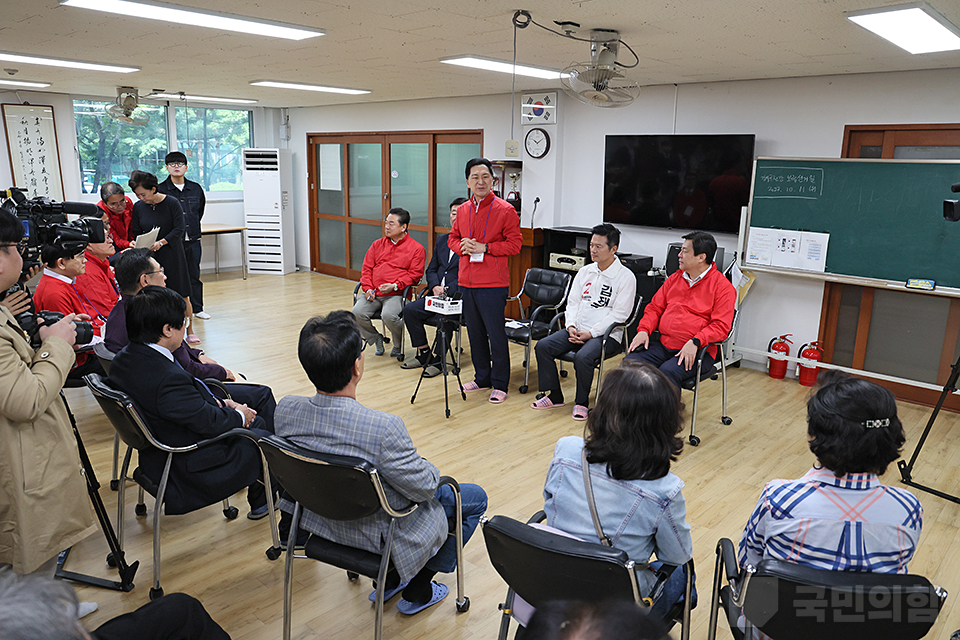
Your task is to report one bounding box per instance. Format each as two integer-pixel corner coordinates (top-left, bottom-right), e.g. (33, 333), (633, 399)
(603, 134), (755, 234)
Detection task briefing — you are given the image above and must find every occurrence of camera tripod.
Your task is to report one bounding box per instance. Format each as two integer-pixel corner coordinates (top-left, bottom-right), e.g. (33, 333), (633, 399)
(410, 314), (466, 418)
(55, 391), (138, 591)
(898, 351), (960, 504)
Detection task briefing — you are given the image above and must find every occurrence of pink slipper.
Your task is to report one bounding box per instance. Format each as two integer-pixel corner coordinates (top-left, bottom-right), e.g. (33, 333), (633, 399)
(186, 334), (201, 345)
(572, 405), (589, 420)
(460, 381), (491, 393)
(488, 389), (507, 404)
(530, 394), (564, 409)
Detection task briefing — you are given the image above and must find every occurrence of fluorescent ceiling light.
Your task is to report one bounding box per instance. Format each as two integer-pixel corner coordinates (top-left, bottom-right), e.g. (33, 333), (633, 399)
(440, 56), (563, 80)
(61, 0), (323, 41)
(250, 81), (370, 95)
(0, 79), (51, 88)
(847, 2), (960, 54)
(151, 93), (257, 104)
(0, 52), (138, 73)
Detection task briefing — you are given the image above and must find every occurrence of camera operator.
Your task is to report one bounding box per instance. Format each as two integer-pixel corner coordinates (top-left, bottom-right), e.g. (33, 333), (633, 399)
(0, 206), (97, 575)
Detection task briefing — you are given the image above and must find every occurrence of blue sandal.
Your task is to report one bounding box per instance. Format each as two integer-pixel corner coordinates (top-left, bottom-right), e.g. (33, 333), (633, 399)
(368, 580), (409, 603)
(396, 581), (449, 615)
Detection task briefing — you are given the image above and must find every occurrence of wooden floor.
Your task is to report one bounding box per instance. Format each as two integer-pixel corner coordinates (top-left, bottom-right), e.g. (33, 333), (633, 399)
(67, 270), (960, 640)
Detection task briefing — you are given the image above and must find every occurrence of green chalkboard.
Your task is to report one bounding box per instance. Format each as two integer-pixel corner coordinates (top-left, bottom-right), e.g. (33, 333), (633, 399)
(746, 157), (960, 288)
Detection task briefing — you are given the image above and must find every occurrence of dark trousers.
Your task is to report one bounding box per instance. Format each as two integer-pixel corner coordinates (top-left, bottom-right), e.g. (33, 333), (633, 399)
(534, 331), (621, 407)
(227, 383), (277, 433)
(624, 339), (715, 389)
(93, 592), (230, 640)
(185, 238), (204, 312)
(461, 286), (509, 391)
(403, 296), (452, 352)
(67, 353), (105, 384)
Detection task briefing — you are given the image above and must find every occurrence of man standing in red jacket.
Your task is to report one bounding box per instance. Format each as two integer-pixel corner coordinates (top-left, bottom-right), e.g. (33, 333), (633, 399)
(625, 231), (735, 389)
(352, 207), (425, 358)
(448, 158), (522, 403)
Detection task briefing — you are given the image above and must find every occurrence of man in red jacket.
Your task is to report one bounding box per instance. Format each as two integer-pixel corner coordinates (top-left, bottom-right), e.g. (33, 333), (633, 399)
(75, 212), (119, 322)
(625, 231), (735, 389)
(448, 158), (522, 403)
(352, 207), (425, 358)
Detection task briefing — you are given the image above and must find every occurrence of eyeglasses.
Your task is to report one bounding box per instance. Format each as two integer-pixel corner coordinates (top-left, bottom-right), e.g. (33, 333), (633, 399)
(105, 200), (126, 210)
(357, 339), (366, 360)
(167, 162), (186, 168)
(145, 267), (165, 276)
(0, 240), (28, 253)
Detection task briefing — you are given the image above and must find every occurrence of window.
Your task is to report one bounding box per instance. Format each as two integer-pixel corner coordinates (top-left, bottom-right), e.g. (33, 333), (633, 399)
(73, 99), (168, 194)
(73, 100), (254, 195)
(174, 106), (252, 191)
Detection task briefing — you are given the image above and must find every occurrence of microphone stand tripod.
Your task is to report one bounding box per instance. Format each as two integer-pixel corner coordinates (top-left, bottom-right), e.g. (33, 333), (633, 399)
(898, 351), (960, 504)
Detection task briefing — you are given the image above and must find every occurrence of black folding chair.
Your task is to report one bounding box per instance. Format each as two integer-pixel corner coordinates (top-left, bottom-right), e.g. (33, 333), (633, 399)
(707, 537), (946, 640)
(83, 373), (281, 600)
(482, 512), (694, 640)
(505, 268), (572, 393)
(353, 282), (416, 361)
(259, 434), (469, 640)
(554, 294), (644, 399)
(679, 309), (738, 446)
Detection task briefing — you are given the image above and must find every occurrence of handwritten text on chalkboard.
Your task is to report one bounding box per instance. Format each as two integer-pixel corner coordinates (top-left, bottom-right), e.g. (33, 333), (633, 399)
(754, 166), (824, 199)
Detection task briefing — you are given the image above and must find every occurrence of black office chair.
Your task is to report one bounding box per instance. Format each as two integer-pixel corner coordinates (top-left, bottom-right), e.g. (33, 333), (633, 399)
(259, 434), (469, 640)
(353, 282), (417, 361)
(91, 341), (128, 491)
(505, 268), (572, 393)
(680, 309), (739, 447)
(553, 294), (644, 399)
(707, 537), (946, 640)
(482, 512), (694, 640)
(83, 373), (281, 600)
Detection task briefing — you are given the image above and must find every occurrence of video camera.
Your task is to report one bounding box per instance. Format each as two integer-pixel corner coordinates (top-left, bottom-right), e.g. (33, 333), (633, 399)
(0, 188), (103, 347)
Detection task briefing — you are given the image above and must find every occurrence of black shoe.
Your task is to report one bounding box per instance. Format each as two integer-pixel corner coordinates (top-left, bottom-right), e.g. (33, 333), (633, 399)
(280, 529), (309, 551)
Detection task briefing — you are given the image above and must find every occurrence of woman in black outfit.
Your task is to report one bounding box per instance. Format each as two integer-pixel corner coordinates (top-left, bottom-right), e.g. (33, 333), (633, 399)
(128, 170), (194, 327)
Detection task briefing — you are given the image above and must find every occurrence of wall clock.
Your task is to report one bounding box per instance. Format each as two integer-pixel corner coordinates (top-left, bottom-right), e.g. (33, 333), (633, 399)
(524, 127), (551, 159)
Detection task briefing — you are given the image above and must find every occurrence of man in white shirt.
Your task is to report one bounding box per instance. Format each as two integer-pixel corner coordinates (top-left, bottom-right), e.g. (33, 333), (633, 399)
(531, 223), (637, 420)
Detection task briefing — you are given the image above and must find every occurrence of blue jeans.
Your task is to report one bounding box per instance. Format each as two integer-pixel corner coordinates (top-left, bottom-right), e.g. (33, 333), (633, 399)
(424, 483), (487, 573)
(648, 561), (697, 622)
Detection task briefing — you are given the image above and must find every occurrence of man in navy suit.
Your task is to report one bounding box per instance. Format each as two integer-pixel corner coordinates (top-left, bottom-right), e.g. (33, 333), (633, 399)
(109, 286), (274, 518)
(400, 197), (466, 377)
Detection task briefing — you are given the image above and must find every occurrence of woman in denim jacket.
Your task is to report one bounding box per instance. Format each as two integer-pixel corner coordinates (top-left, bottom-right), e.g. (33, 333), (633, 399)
(543, 360), (694, 620)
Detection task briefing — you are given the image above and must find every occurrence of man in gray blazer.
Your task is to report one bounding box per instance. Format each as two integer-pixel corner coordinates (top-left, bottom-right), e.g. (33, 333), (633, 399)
(276, 311), (487, 615)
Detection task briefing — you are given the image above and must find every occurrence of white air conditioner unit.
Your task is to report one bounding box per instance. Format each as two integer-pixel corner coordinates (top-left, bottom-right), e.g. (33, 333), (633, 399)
(241, 148), (295, 275)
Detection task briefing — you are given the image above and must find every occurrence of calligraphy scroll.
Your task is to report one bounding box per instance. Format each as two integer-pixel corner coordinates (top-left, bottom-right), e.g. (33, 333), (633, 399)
(2, 104), (64, 200)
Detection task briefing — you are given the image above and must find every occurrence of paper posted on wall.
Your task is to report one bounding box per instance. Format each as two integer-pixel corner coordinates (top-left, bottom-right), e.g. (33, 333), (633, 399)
(746, 228), (829, 272)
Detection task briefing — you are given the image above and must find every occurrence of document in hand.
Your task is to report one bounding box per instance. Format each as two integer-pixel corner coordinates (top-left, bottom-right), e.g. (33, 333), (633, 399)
(135, 227), (161, 249)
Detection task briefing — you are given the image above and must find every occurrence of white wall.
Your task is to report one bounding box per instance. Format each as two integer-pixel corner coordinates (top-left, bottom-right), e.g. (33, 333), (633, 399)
(286, 67), (960, 371)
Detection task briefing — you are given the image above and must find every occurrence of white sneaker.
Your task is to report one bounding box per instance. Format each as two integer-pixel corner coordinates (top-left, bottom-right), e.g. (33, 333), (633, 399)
(195, 311), (212, 320)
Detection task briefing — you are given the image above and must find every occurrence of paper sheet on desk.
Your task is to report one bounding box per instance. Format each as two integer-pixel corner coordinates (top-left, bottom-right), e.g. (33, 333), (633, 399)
(135, 227), (160, 250)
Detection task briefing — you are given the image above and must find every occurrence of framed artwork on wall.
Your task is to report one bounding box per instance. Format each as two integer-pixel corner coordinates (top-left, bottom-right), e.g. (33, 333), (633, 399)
(2, 103), (64, 200)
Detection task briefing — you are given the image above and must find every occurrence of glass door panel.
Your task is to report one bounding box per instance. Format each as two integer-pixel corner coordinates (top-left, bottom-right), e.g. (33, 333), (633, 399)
(436, 142), (480, 225)
(316, 144), (345, 215)
(389, 143), (429, 226)
(349, 143), (383, 220)
(317, 217), (346, 268)
(349, 222), (383, 271)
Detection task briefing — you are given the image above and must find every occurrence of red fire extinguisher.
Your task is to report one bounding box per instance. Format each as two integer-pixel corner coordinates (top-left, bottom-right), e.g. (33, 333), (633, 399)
(768, 334), (793, 379)
(798, 341), (824, 387)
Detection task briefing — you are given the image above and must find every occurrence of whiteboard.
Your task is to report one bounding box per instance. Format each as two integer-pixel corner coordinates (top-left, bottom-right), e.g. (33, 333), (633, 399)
(2, 104), (64, 200)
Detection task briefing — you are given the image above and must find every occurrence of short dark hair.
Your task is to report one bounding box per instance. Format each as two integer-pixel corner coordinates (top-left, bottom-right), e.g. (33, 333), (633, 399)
(126, 285), (186, 344)
(114, 248), (156, 294)
(0, 208), (24, 244)
(585, 360), (683, 481)
(99, 181), (125, 201)
(298, 311), (364, 393)
(387, 207), (410, 227)
(465, 157), (493, 180)
(40, 243), (82, 268)
(523, 600), (669, 640)
(449, 197), (468, 208)
(591, 223), (621, 250)
(807, 370), (906, 477)
(164, 151), (188, 165)
(128, 170), (159, 193)
(682, 231), (717, 264)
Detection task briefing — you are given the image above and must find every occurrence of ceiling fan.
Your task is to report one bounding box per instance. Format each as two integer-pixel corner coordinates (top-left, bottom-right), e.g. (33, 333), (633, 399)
(560, 29), (641, 108)
(105, 87), (150, 126)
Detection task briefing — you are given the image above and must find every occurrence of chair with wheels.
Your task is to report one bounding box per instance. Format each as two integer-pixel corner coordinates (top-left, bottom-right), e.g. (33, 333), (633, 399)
(504, 268), (572, 394)
(83, 373), (281, 600)
(482, 512), (694, 640)
(353, 282), (417, 361)
(707, 537), (947, 640)
(259, 434), (469, 640)
(554, 294), (644, 399)
(680, 309), (739, 447)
